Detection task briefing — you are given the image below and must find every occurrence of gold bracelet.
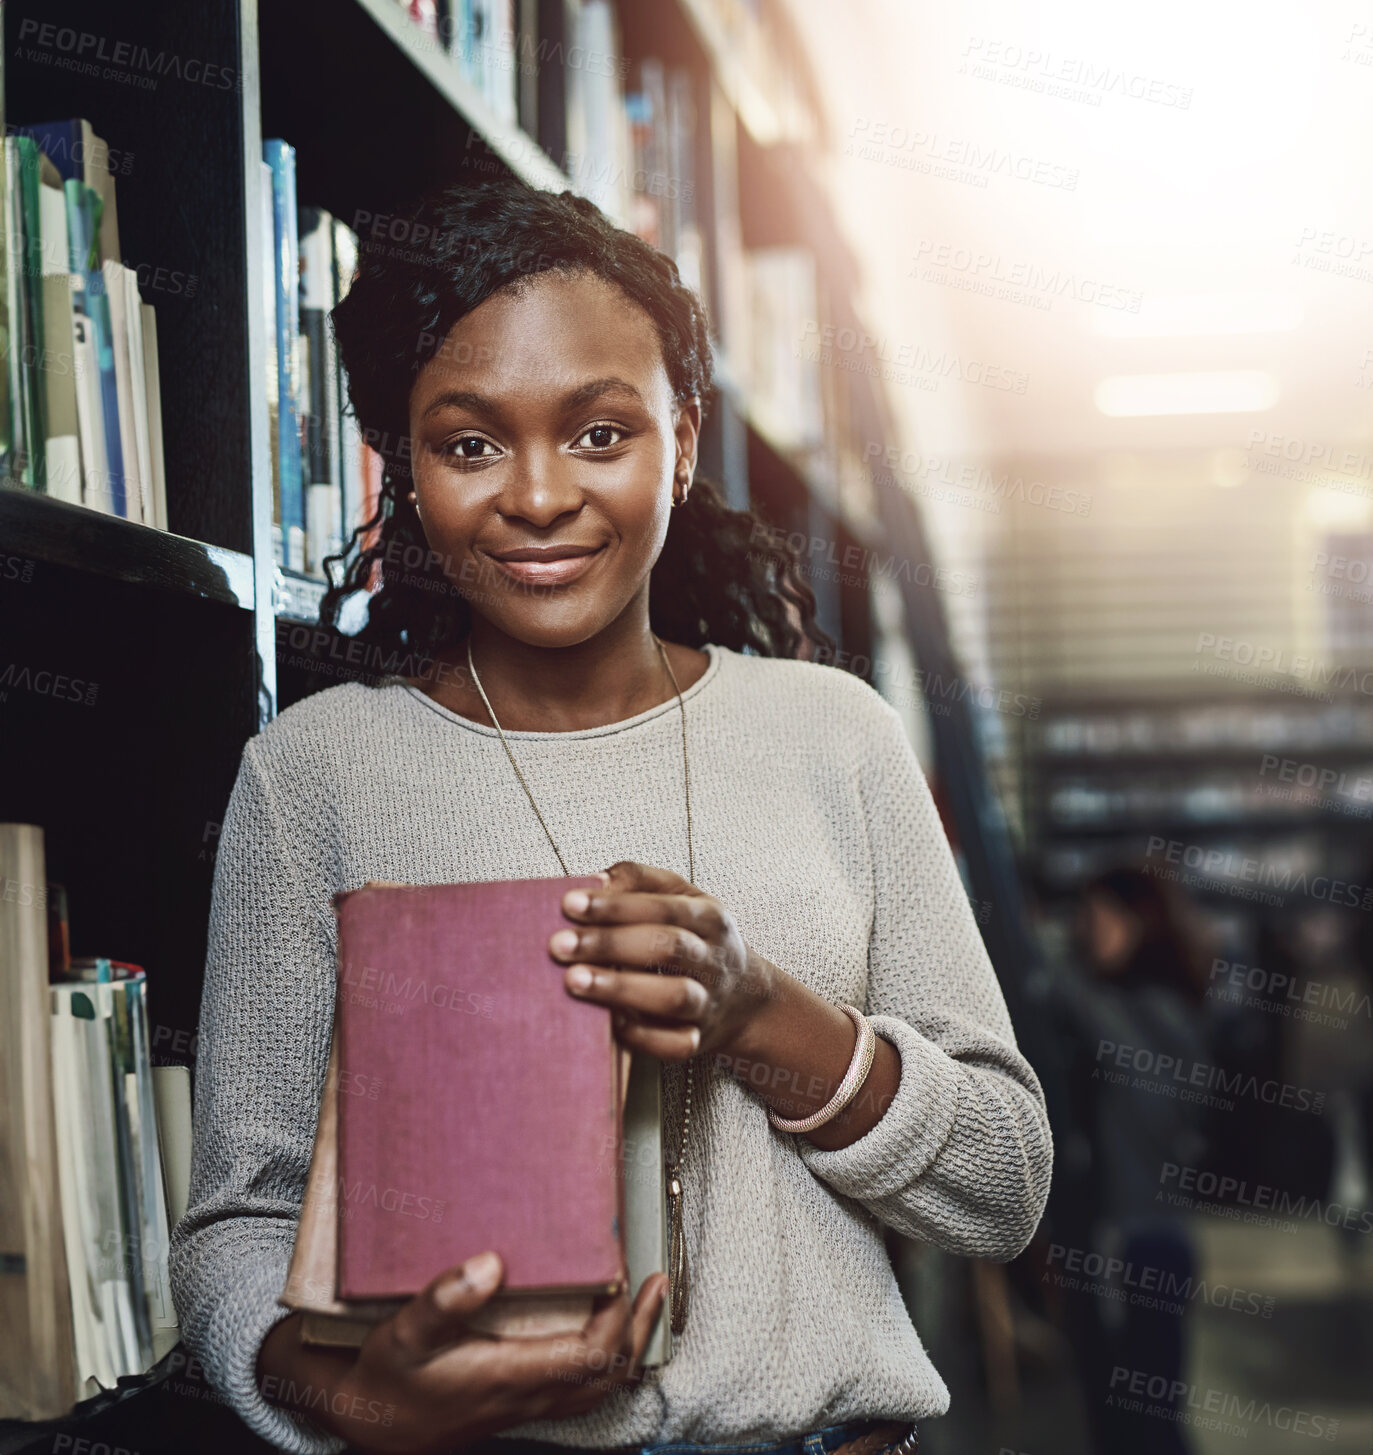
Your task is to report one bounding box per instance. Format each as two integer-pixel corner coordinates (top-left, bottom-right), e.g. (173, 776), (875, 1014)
(767, 1003), (876, 1134)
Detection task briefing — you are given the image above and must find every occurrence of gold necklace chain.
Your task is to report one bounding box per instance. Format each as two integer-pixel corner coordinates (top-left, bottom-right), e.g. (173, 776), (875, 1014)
(463, 631), (695, 1336)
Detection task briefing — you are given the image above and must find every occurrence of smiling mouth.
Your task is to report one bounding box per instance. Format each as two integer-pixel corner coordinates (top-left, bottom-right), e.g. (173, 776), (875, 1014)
(484, 544), (607, 586)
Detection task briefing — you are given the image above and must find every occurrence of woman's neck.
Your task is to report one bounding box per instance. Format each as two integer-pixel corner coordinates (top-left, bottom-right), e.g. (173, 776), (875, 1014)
(407, 621), (710, 733)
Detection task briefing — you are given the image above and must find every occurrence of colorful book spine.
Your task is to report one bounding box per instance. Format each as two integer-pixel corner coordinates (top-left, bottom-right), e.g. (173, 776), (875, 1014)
(62, 178), (126, 517)
(4, 136), (48, 491)
(264, 140), (304, 571)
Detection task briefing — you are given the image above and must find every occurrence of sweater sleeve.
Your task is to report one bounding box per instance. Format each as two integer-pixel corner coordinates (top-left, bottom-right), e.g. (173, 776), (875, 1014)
(794, 695), (1053, 1260)
(167, 737), (347, 1454)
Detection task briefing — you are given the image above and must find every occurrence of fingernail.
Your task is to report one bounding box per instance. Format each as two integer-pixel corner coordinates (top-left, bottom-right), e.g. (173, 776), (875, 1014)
(597, 871), (611, 887)
(563, 890), (590, 914)
(465, 1250), (501, 1291)
(566, 965), (593, 991)
(550, 929), (578, 955)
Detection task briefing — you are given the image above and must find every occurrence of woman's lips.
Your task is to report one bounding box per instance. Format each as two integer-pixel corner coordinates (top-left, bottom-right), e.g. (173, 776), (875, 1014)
(486, 546), (605, 586)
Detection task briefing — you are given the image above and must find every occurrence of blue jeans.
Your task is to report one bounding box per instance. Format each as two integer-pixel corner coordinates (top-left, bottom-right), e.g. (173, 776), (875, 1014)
(474, 1417), (918, 1455)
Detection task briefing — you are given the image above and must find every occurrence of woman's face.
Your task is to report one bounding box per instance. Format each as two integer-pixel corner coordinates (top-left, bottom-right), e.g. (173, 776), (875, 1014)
(406, 268), (699, 649)
(1076, 889), (1141, 976)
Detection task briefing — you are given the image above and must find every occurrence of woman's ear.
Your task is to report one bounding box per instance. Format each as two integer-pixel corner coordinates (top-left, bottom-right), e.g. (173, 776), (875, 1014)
(674, 396), (702, 485)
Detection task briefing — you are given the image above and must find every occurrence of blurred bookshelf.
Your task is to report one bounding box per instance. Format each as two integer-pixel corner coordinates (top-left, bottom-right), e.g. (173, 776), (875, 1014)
(0, 0), (958, 1440)
(1022, 694), (1373, 923)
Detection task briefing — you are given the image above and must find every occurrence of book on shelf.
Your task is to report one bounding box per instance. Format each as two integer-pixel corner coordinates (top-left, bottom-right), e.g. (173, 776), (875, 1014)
(563, 0), (633, 224)
(3, 120), (167, 528)
(0, 824), (188, 1418)
(299, 206), (344, 578)
(280, 876), (671, 1367)
(745, 246), (824, 452)
(260, 148), (378, 593)
(451, 0), (518, 125)
(264, 139), (305, 573)
(625, 59), (705, 296)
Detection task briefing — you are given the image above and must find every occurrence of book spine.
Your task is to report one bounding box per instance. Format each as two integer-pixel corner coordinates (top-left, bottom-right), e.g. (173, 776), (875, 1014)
(0, 826), (78, 1415)
(264, 140), (304, 571)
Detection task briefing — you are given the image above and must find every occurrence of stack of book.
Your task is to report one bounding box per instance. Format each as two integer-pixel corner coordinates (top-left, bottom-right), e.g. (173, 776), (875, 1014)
(1, 119), (167, 527)
(261, 141), (379, 580)
(0, 823), (191, 1419)
(281, 876), (672, 1367)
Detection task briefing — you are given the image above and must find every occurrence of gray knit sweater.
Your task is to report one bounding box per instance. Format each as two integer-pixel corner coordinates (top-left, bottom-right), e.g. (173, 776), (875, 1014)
(168, 641), (1052, 1454)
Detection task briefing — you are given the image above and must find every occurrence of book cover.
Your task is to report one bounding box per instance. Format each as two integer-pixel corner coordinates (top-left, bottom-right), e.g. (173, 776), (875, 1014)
(280, 1020), (602, 1346)
(333, 875), (625, 1301)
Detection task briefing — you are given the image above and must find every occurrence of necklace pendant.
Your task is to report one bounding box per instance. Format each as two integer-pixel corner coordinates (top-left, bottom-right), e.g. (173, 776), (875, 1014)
(667, 1174), (689, 1334)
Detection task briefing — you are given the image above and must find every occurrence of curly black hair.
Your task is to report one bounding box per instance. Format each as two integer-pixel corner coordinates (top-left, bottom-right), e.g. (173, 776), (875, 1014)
(320, 176), (834, 664)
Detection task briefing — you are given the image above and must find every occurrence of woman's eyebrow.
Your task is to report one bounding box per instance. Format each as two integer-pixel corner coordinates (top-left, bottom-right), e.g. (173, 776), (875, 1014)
(420, 376), (646, 423)
(558, 376), (646, 411)
(420, 387), (499, 421)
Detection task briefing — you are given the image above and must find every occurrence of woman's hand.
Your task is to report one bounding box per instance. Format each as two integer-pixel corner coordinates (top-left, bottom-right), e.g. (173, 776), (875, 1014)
(548, 860), (781, 1061)
(258, 1251), (668, 1455)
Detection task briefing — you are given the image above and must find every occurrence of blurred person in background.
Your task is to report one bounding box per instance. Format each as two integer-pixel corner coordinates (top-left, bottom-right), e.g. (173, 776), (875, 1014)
(1047, 867), (1214, 1455)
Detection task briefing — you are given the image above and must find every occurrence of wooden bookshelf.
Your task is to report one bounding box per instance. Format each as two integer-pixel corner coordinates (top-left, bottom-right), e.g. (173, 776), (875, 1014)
(0, 0), (957, 1444)
(0, 489), (255, 607)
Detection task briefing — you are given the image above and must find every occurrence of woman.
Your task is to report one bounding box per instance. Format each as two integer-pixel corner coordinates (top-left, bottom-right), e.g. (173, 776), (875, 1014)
(167, 178), (1051, 1455)
(1051, 869), (1211, 1455)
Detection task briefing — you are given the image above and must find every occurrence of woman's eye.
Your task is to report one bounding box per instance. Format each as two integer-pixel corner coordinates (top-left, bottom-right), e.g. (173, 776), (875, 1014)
(444, 434), (498, 461)
(576, 423), (626, 450)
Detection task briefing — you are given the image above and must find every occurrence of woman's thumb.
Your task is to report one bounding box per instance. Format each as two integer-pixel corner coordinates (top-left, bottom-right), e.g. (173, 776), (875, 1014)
(436, 1250), (503, 1313)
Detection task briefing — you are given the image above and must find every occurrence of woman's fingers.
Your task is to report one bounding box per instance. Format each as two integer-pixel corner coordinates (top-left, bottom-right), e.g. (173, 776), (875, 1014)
(550, 921), (713, 974)
(565, 965), (709, 1022)
(613, 1018), (701, 1060)
(600, 861), (694, 896)
(563, 890), (724, 939)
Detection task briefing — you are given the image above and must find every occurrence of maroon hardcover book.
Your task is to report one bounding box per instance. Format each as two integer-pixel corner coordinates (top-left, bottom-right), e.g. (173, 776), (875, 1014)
(333, 875), (624, 1301)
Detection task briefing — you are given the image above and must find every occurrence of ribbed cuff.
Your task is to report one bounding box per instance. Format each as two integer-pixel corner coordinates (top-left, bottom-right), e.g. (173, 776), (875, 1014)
(794, 1015), (963, 1201)
(204, 1248), (349, 1454)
